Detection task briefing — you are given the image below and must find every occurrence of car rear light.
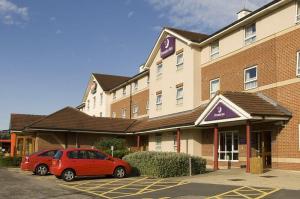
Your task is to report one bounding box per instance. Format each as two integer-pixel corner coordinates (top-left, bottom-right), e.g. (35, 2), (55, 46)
(52, 159), (61, 167)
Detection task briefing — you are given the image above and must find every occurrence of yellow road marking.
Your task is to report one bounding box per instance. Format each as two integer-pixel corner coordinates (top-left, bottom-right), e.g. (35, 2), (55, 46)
(137, 179), (164, 194)
(256, 188), (280, 199)
(60, 183), (110, 199)
(86, 179), (122, 191)
(232, 190), (252, 199)
(99, 177), (148, 197)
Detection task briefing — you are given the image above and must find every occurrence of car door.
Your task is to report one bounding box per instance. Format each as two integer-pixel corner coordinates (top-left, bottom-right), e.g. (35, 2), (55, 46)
(66, 150), (93, 176)
(87, 150), (114, 175)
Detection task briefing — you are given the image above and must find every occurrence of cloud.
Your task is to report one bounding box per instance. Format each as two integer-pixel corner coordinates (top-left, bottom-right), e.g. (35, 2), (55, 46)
(55, 29), (62, 34)
(127, 11), (134, 18)
(50, 16), (56, 22)
(146, 0), (272, 33)
(0, 0), (29, 25)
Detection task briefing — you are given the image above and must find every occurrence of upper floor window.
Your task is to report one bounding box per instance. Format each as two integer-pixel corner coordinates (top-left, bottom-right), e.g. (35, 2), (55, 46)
(176, 52), (184, 70)
(156, 91), (162, 110)
(210, 41), (219, 60)
(112, 112), (116, 118)
(157, 63), (163, 77)
(146, 100), (149, 113)
(99, 112), (102, 117)
(113, 92), (116, 100)
(133, 81), (138, 91)
(87, 100), (90, 111)
(93, 96), (96, 109)
(132, 105), (139, 117)
(121, 108), (126, 118)
(176, 85), (183, 105)
(245, 23), (256, 45)
(210, 78), (220, 98)
(122, 87), (126, 96)
(100, 93), (103, 105)
(297, 0), (300, 22)
(244, 66), (257, 90)
(297, 51), (300, 76)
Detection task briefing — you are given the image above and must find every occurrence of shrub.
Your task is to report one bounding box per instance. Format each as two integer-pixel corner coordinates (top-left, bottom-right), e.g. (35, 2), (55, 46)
(123, 151), (206, 178)
(0, 156), (22, 167)
(94, 138), (129, 158)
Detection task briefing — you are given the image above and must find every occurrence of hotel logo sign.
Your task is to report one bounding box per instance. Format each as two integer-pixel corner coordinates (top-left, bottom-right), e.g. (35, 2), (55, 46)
(160, 37), (175, 59)
(204, 102), (239, 121)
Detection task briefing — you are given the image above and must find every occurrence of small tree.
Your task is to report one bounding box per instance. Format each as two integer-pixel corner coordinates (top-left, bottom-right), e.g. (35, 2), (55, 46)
(94, 138), (129, 158)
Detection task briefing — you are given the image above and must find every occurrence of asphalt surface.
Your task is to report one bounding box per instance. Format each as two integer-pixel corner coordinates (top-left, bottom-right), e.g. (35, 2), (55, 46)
(0, 167), (299, 199)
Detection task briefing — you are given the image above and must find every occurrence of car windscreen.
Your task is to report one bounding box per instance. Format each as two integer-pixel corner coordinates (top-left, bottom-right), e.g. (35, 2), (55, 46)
(53, 151), (63, 160)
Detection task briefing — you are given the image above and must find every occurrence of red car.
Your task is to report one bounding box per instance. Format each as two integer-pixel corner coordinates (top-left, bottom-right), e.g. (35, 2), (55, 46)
(50, 148), (131, 182)
(20, 149), (58, 176)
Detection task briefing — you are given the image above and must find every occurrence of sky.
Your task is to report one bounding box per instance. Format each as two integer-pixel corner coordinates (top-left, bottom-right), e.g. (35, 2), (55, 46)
(0, 0), (272, 129)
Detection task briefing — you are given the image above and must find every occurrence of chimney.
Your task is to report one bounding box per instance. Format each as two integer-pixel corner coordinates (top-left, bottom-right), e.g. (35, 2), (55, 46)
(237, 8), (252, 20)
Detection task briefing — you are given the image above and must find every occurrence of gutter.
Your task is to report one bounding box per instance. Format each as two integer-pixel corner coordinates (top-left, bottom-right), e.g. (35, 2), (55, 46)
(25, 128), (133, 135)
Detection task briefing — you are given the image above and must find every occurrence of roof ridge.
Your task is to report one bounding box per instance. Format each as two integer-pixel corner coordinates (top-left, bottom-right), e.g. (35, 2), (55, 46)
(92, 73), (130, 78)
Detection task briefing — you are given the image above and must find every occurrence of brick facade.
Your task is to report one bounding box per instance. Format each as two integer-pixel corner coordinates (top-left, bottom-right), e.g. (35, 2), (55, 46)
(111, 89), (149, 119)
(201, 28), (300, 170)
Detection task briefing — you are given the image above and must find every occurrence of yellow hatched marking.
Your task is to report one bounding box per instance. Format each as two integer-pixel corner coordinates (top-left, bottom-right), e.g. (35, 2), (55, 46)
(99, 177), (148, 197)
(255, 188), (280, 199)
(60, 183), (110, 199)
(86, 179), (122, 191)
(232, 190), (252, 199)
(137, 179), (164, 194)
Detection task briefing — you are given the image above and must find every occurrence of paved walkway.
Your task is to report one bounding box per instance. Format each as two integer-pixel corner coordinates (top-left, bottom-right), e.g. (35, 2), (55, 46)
(185, 168), (300, 190)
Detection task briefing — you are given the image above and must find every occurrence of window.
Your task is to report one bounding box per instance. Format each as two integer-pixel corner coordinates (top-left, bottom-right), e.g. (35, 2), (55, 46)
(87, 100), (90, 111)
(121, 108), (126, 118)
(93, 96), (96, 109)
(218, 132), (239, 161)
(132, 105), (139, 117)
(133, 81), (138, 91)
(87, 151), (106, 160)
(67, 150), (88, 159)
(245, 23), (256, 45)
(156, 92), (162, 110)
(113, 92), (116, 100)
(147, 75), (150, 85)
(176, 86), (183, 105)
(157, 63), (163, 77)
(99, 112), (102, 117)
(112, 112), (116, 118)
(210, 78), (220, 98)
(173, 132), (177, 152)
(39, 150), (57, 157)
(146, 100), (149, 113)
(100, 93), (103, 105)
(155, 134), (162, 151)
(297, 51), (300, 76)
(122, 87), (126, 96)
(244, 66), (257, 90)
(210, 41), (219, 59)
(297, 0), (300, 22)
(176, 52), (184, 70)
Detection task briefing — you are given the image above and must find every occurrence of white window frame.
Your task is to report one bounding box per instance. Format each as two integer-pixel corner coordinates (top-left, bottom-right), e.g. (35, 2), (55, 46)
(218, 131), (239, 162)
(113, 92), (116, 100)
(176, 52), (184, 70)
(296, 0), (300, 23)
(122, 87), (126, 96)
(155, 134), (162, 151)
(132, 105), (139, 117)
(244, 23), (256, 45)
(210, 41), (219, 60)
(100, 93), (103, 106)
(133, 81), (138, 91)
(176, 86), (183, 105)
(244, 65), (258, 90)
(210, 78), (220, 99)
(121, 108), (126, 118)
(156, 93), (162, 110)
(112, 112), (116, 118)
(156, 63), (163, 78)
(297, 51), (300, 76)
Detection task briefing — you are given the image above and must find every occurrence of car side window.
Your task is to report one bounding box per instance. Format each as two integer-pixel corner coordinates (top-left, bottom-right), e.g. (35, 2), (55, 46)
(39, 150), (57, 157)
(67, 151), (88, 159)
(87, 151), (107, 160)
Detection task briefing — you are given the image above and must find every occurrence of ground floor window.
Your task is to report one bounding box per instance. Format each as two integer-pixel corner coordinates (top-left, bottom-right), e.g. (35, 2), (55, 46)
(155, 134), (162, 151)
(218, 131), (239, 161)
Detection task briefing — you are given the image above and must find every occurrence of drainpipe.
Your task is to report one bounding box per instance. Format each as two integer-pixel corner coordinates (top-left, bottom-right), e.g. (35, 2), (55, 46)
(129, 83), (132, 119)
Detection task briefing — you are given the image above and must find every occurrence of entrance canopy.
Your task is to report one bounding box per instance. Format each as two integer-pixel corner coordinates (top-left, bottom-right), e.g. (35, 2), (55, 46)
(195, 92), (291, 126)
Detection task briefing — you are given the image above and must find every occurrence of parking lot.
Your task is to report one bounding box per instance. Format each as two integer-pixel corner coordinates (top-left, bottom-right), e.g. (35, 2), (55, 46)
(1, 167), (299, 199)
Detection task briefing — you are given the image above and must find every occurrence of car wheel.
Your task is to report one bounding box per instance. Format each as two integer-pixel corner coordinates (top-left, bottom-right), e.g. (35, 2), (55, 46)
(36, 164), (48, 176)
(114, 167), (126, 178)
(62, 169), (75, 182)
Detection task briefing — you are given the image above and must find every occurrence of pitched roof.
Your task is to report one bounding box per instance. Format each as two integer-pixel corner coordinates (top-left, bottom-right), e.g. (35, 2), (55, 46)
(27, 107), (136, 133)
(166, 27), (209, 43)
(222, 91), (291, 117)
(128, 105), (206, 132)
(10, 114), (47, 131)
(92, 73), (131, 91)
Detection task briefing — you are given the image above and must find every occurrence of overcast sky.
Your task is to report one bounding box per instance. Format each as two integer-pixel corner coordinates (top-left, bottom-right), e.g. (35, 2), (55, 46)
(0, 0), (272, 129)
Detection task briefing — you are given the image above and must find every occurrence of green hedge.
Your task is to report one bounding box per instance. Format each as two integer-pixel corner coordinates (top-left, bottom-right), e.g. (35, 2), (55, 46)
(0, 157), (22, 167)
(123, 151), (206, 178)
(94, 138), (129, 158)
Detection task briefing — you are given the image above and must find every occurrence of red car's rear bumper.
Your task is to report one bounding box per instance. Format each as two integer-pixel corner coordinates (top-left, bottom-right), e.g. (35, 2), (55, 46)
(50, 166), (62, 176)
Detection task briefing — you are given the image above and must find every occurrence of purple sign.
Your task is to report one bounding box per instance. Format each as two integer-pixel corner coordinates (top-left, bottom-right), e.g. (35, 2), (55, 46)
(204, 102), (239, 122)
(160, 37), (175, 59)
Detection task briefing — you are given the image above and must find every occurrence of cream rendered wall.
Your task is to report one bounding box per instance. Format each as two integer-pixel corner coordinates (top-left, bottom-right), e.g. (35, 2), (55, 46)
(149, 36), (200, 118)
(147, 129), (203, 156)
(82, 76), (110, 117)
(200, 1), (297, 66)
